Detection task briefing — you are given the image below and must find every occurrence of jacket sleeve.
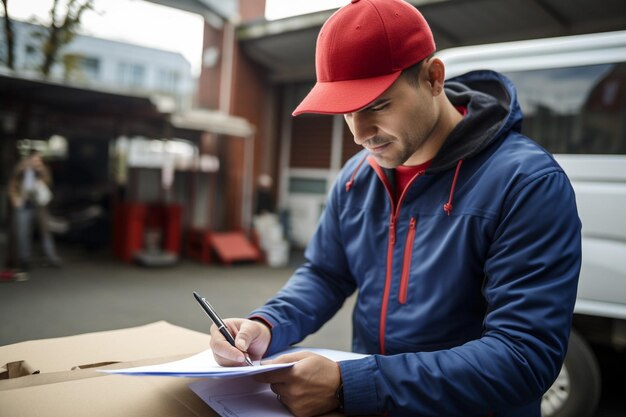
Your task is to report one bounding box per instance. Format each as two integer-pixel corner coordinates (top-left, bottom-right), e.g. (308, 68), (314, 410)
(249, 180), (357, 356)
(339, 168), (581, 416)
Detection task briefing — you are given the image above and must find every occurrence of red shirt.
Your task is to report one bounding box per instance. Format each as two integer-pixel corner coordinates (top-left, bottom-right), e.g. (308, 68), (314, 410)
(394, 160), (432, 200)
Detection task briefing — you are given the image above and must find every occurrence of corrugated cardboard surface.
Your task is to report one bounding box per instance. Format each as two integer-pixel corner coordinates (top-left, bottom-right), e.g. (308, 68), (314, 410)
(0, 321), (210, 373)
(0, 322), (346, 417)
(0, 373), (218, 417)
(0, 322), (217, 417)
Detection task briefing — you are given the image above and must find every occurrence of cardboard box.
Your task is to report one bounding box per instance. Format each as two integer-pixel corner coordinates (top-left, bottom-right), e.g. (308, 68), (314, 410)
(0, 321), (218, 417)
(0, 321), (346, 417)
(0, 321), (210, 374)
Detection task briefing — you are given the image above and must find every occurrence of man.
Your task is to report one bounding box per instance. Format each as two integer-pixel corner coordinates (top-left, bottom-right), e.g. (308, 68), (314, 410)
(8, 150), (62, 271)
(210, 1), (581, 416)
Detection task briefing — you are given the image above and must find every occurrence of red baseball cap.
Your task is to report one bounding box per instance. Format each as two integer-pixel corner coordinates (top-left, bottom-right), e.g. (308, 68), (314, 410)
(292, 0), (436, 116)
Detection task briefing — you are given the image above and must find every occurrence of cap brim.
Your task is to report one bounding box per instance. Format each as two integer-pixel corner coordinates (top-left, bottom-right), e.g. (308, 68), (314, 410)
(292, 71), (402, 116)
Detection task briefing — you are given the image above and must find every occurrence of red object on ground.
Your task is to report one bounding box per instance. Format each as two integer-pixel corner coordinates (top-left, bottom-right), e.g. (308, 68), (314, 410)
(113, 203), (146, 262)
(113, 203), (182, 263)
(0, 270), (15, 282)
(186, 229), (213, 263)
(209, 232), (261, 265)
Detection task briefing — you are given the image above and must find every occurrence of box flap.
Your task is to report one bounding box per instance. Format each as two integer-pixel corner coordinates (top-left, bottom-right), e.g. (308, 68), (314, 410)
(0, 321), (209, 373)
(0, 354), (190, 391)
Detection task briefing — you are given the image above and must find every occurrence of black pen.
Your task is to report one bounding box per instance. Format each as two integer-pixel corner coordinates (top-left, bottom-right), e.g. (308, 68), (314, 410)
(193, 291), (254, 366)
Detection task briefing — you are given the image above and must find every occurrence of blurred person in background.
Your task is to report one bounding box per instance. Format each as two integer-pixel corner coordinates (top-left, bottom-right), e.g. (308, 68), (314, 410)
(8, 150), (62, 271)
(209, 1), (582, 416)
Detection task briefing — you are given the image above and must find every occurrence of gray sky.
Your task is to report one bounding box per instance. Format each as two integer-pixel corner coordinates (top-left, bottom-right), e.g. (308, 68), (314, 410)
(5, 0), (345, 76)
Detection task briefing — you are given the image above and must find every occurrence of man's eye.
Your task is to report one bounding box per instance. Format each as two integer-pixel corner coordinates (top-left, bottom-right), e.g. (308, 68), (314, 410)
(370, 103), (389, 112)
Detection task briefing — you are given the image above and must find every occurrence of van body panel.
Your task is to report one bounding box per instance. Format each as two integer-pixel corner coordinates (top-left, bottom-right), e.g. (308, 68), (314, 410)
(439, 31), (626, 77)
(439, 31), (626, 322)
(557, 156), (626, 313)
(578, 238), (626, 312)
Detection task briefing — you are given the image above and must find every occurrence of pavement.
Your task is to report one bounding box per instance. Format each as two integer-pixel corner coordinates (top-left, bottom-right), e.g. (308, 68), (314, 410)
(0, 243), (623, 417)
(0, 244), (355, 350)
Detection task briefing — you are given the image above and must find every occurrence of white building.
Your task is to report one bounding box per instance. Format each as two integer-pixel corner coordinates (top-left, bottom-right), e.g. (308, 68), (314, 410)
(2, 19), (195, 112)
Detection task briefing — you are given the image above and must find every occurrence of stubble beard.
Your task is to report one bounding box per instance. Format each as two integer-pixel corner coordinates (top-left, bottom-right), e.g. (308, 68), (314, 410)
(367, 134), (427, 169)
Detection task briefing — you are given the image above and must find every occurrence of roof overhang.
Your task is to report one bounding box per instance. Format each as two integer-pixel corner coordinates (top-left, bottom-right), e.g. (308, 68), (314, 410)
(0, 72), (255, 139)
(145, 0), (238, 27)
(0, 71), (164, 119)
(238, 0), (626, 83)
(171, 109), (255, 137)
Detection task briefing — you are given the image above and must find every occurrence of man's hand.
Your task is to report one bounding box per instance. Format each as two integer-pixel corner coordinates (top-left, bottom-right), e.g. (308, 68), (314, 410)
(254, 351), (342, 417)
(209, 318), (271, 366)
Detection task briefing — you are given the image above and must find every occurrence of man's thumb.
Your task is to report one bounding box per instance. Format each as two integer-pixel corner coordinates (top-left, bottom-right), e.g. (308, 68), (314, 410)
(235, 333), (249, 351)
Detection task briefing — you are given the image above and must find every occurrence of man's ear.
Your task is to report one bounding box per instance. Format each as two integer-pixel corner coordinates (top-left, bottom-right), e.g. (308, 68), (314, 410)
(425, 57), (446, 96)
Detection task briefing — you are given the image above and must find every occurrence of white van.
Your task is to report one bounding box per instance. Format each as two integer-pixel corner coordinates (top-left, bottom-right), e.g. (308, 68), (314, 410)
(438, 31), (626, 417)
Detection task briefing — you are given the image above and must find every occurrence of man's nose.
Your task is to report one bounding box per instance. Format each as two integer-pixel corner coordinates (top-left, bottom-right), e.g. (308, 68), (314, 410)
(350, 112), (376, 145)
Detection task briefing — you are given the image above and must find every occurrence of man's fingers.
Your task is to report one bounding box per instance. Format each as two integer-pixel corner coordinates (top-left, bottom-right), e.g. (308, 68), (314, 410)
(234, 322), (255, 351)
(269, 382), (285, 395)
(262, 351), (315, 365)
(209, 318), (271, 366)
(213, 337), (247, 365)
(235, 320), (271, 359)
(213, 350), (243, 367)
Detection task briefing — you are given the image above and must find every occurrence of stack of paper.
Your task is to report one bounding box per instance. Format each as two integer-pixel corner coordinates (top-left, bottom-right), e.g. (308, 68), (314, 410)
(100, 348), (294, 378)
(102, 347), (368, 417)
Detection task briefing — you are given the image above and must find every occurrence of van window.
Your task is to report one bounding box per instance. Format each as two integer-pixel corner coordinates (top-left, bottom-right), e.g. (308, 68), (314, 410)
(504, 63), (626, 155)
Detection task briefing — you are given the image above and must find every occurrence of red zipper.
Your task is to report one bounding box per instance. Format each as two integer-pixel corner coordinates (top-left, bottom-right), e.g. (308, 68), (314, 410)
(368, 157), (425, 354)
(399, 217), (416, 304)
(379, 215), (396, 355)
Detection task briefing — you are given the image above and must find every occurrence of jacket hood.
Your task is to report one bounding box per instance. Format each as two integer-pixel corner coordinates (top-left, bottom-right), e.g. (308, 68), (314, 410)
(344, 70), (526, 210)
(428, 70), (523, 173)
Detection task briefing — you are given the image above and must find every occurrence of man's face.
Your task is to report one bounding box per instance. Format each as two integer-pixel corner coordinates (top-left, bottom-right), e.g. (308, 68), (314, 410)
(344, 72), (438, 168)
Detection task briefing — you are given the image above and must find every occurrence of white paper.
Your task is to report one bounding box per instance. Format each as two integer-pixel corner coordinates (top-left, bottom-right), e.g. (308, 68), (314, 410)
(102, 346), (368, 417)
(100, 348), (294, 378)
(189, 347), (368, 417)
(189, 377), (290, 417)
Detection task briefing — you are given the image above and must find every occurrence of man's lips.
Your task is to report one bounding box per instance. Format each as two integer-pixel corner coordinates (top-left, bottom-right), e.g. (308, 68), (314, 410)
(366, 142), (391, 154)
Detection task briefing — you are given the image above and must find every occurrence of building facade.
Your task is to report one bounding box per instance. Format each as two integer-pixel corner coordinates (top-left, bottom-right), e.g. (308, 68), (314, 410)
(3, 19), (195, 112)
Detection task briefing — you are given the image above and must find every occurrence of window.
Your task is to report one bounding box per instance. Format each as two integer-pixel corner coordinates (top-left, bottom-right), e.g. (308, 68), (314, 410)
(158, 69), (180, 93)
(23, 44), (39, 68)
(505, 63), (626, 155)
(79, 56), (100, 79)
(63, 54), (100, 81)
(117, 62), (145, 88)
(288, 178), (327, 194)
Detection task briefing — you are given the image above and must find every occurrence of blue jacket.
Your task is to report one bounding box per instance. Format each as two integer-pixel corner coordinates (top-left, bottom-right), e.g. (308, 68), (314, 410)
(250, 70), (582, 417)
